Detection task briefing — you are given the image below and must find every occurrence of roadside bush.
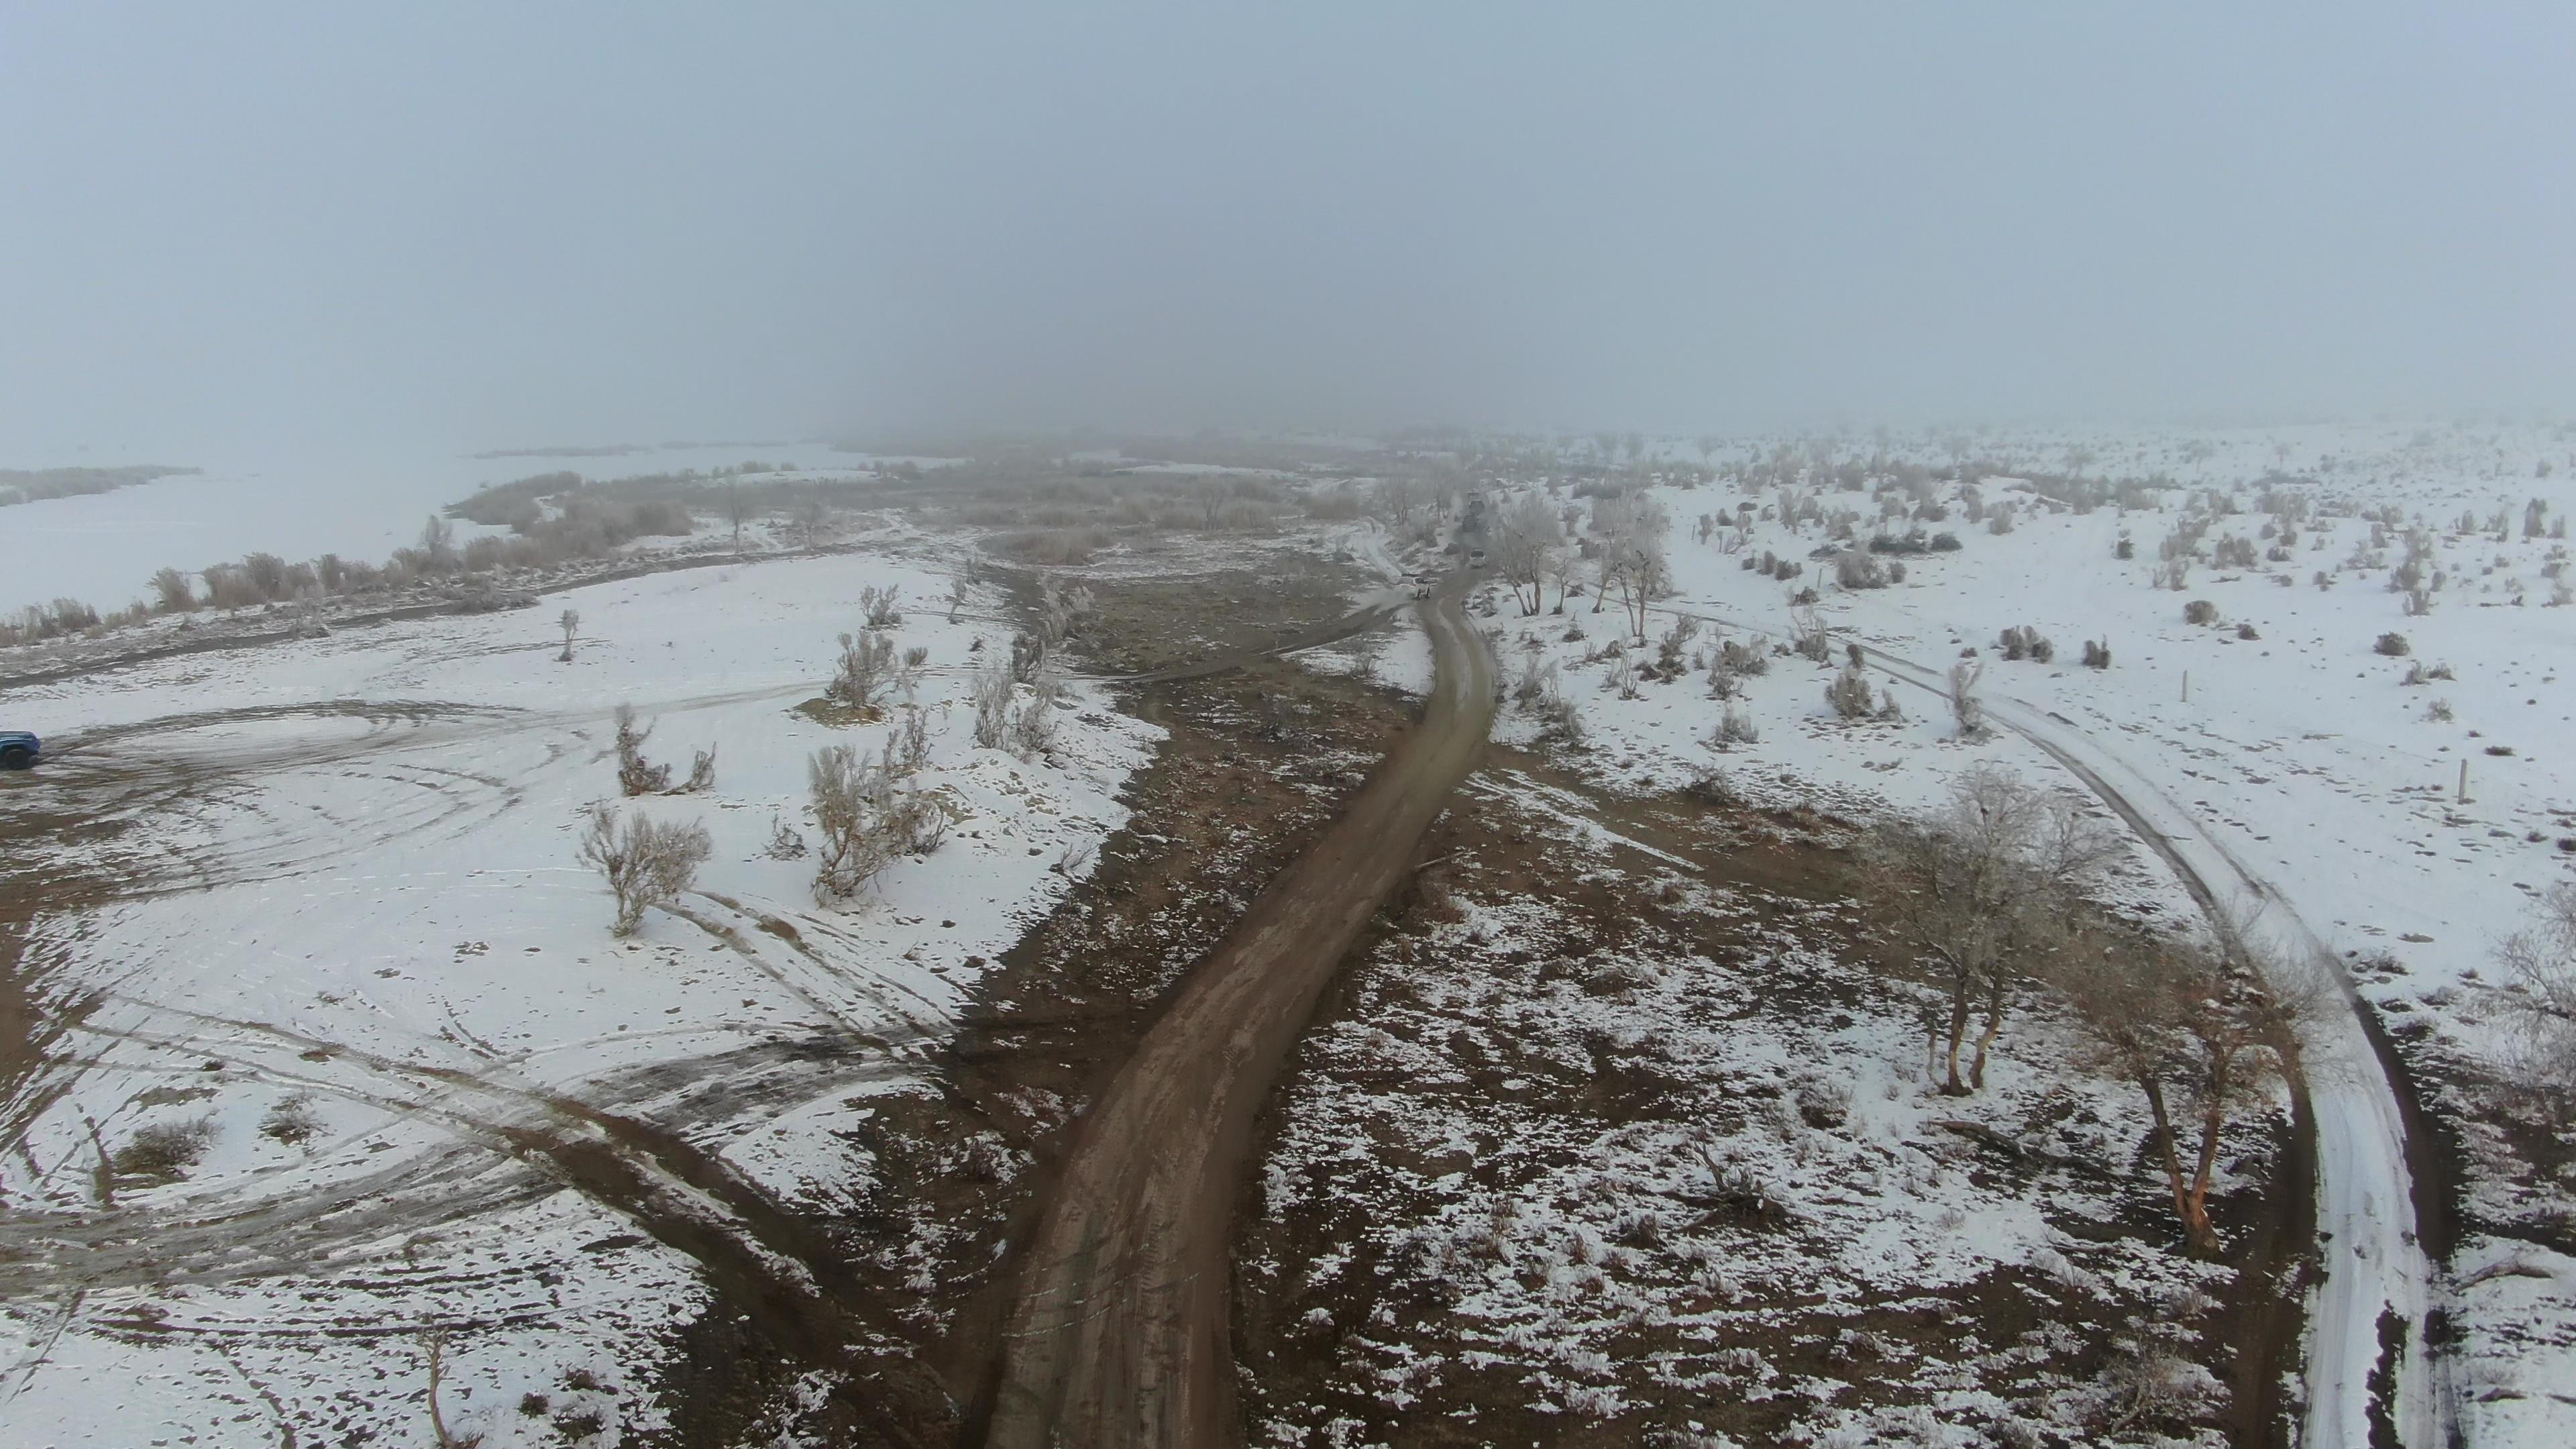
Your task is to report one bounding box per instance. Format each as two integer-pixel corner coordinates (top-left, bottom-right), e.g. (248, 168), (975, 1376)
(1717, 639), (1769, 677)
(1949, 660), (1985, 735)
(2182, 599), (2219, 626)
(2500, 883), (2576, 1112)
(2375, 631), (2412, 657)
(1009, 676), (1063, 757)
(576, 803), (711, 935)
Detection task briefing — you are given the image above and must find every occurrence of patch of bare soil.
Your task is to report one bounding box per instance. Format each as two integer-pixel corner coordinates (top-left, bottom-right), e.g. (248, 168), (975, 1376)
(1227, 752), (2300, 1448)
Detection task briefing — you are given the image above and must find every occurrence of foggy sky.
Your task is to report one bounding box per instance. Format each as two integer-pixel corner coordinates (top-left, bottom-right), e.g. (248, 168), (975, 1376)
(4, 3), (2571, 458)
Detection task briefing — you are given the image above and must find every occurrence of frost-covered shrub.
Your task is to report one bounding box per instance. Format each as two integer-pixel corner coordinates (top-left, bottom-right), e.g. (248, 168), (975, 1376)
(2426, 697), (2455, 722)
(2375, 631), (2412, 657)
(613, 704), (672, 796)
(2182, 599), (2219, 626)
(830, 629), (898, 708)
(1930, 531), (1962, 551)
(1825, 663), (1877, 720)
(577, 803), (711, 935)
(1833, 551), (1890, 589)
(2235, 623), (2259, 641)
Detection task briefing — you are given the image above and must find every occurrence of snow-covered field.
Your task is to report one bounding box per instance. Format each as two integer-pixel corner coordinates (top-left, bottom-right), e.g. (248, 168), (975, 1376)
(0, 544), (1156, 1447)
(0, 439), (918, 614)
(1445, 421), (2576, 1446)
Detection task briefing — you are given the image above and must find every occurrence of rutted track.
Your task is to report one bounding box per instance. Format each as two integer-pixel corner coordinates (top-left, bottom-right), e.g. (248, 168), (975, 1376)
(977, 587), (1494, 1448)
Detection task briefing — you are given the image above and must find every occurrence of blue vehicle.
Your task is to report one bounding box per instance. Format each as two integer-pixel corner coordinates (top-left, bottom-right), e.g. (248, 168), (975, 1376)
(0, 731), (39, 769)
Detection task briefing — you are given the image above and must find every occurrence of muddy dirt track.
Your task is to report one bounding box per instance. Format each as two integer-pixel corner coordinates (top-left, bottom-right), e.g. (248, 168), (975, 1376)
(977, 585), (1495, 1449)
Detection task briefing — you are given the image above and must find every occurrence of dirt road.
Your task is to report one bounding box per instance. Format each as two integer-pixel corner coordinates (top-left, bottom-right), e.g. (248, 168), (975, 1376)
(978, 586), (1495, 1449)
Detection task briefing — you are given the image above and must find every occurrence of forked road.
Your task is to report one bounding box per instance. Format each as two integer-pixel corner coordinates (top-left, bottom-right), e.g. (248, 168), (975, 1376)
(981, 582), (1496, 1449)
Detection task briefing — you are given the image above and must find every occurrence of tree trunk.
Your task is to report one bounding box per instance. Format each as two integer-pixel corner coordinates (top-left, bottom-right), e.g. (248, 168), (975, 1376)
(2183, 1097), (2228, 1256)
(1969, 973), (2006, 1091)
(1941, 981), (1973, 1095)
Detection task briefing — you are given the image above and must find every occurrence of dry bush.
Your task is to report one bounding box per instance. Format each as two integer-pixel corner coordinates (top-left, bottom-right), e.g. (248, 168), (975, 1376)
(113, 1116), (218, 1182)
(2182, 598), (2219, 626)
(859, 583), (903, 629)
(1708, 703), (1758, 749)
(2083, 637), (2112, 669)
(612, 704), (672, 795)
(260, 1094), (321, 1148)
(972, 659), (1016, 748)
(578, 802), (711, 934)
(150, 567), (197, 612)
(2375, 631), (2411, 657)
(829, 629), (898, 709)
(808, 740), (947, 902)
(1824, 663), (1877, 719)
(1009, 676), (1062, 757)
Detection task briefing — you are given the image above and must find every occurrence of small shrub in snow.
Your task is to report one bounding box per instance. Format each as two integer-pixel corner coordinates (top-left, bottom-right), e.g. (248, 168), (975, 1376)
(115, 1116), (218, 1182)
(1789, 607), (1831, 663)
(1718, 638), (1770, 676)
(2425, 697), (2455, 722)
(578, 802), (712, 935)
(1708, 704), (1758, 749)
(2375, 631), (2412, 657)
(2114, 536), (2135, 559)
(1987, 504), (2016, 535)
(2182, 598), (2218, 626)
(763, 814), (808, 860)
(1825, 663), (1878, 720)
(1998, 625), (2053, 661)
(1931, 531), (1962, 551)
(1009, 677), (1063, 757)
(1833, 551), (1889, 589)
(612, 704), (672, 796)
(971, 659), (1016, 747)
(1948, 660), (1985, 735)
(260, 1094), (321, 1148)
(2235, 622), (2259, 641)
(829, 629), (898, 709)
(858, 583), (903, 629)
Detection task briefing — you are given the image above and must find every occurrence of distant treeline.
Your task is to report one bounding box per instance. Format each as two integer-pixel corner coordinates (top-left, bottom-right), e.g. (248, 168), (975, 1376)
(0, 464), (199, 506)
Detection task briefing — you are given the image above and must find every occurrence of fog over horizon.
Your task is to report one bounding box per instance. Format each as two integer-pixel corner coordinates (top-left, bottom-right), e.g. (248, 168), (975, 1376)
(5, 3), (2573, 464)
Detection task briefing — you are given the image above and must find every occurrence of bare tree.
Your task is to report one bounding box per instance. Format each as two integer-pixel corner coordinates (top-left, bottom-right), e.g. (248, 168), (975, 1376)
(557, 608), (580, 663)
(2052, 925), (2309, 1254)
(2500, 881), (2576, 1114)
(1493, 492), (1560, 615)
(613, 704), (672, 795)
(578, 802), (712, 935)
(1860, 765), (2122, 1093)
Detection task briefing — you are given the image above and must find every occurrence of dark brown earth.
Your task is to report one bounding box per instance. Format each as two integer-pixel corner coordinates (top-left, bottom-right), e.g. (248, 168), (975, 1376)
(977, 585), (1494, 1448)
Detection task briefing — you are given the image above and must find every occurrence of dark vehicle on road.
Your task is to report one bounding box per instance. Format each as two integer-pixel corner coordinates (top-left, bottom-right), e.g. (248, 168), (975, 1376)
(0, 731), (38, 769)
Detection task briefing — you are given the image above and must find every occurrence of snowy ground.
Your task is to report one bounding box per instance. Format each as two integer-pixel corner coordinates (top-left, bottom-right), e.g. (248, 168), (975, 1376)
(1452, 421), (2576, 1446)
(0, 545), (1156, 1448)
(0, 439), (935, 614)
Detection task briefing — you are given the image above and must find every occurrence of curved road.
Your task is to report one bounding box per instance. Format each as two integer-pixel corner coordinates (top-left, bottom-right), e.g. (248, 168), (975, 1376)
(981, 584), (1495, 1449)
